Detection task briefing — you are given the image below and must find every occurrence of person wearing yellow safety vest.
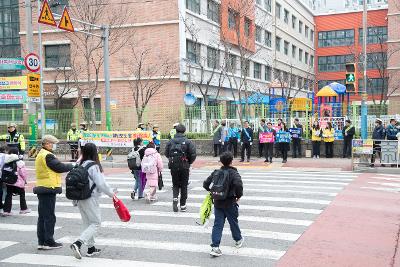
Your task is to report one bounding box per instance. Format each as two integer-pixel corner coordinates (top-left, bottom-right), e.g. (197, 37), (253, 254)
(311, 121), (322, 159)
(0, 123), (26, 155)
(152, 125), (161, 152)
(323, 122), (335, 158)
(67, 123), (81, 161)
(168, 123), (179, 140)
(33, 135), (74, 250)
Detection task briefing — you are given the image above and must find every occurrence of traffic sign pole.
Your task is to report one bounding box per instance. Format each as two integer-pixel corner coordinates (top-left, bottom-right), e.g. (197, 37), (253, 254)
(38, 0), (46, 138)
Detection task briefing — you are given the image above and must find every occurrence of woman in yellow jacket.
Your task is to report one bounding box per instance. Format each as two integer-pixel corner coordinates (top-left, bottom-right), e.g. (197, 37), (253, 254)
(323, 122), (335, 158)
(311, 122), (322, 159)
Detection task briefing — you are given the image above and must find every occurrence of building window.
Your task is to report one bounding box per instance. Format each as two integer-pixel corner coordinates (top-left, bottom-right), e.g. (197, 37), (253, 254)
(244, 18), (251, 37)
(299, 21), (303, 34)
(310, 55), (314, 67)
(318, 54), (355, 72)
(265, 30), (272, 47)
(318, 29), (354, 47)
(274, 68), (281, 80)
(186, 0), (200, 14)
(44, 44), (71, 68)
(291, 75), (297, 88)
(242, 60), (250, 77)
(265, 0), (272, 12)
(227, 54), (237, 73)
(284, 9), (289, 24)
(207, 46), (220, 69)
(49, 0), (68, 14)
(186, 40), (200, 64)
(284, 41), (289, 55)
(256, 0), (262, 5)
(292, 44), (296, 58)
(366, 52), (387, 70)
(292, 15), (296, 29)
(282, 71), (289, 82)
(358, 26), (388, 44)
(0, 0), (21, 62)
(228, 9), (237, 29)
(83, 98), (101, 122)
(276, 36), (282, 52)
(207, 0), (220, 24)
(254, 62), (261, 79)
(265, 65), (272, 81)
(358, 78), (388, 95)
(310, 30), (314, 42)
(318, 79), (346, 89)
(276, 3), (281, 19)
(256, 26), (262, 43)
(305, 52), (309, 64)
(299, 48), (303, 62)
(298, 77), (303, 88)
(305, 25), (309, 38)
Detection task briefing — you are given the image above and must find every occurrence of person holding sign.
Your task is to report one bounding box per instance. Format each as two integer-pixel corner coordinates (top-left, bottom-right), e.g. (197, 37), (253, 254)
(240, 121), (253, 162)
(290, 118), (303, 158)
(323, 122), (335, 158)
(311, 122), (322, 159)
(263, 122), (276, 163)
(258, 119), (267, 158)
(276, 122), (291, 163)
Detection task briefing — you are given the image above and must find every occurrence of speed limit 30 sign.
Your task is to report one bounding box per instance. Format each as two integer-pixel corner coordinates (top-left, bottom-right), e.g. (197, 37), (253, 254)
(24, 53), (40, 72)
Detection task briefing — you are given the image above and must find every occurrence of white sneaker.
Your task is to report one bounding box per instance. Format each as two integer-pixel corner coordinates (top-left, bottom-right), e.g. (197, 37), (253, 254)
(234, 238), (244, 248)
(317, 156), (320, 159)
(19, 209), (31, 214)
(210, 247), (222, 257)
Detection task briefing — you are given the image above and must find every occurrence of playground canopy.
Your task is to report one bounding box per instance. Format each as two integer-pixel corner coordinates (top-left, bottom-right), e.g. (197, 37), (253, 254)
(234, 92), (270, 105)
(316, 85), (339, 97)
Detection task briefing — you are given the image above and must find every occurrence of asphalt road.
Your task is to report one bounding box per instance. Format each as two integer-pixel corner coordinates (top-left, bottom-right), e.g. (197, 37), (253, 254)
(0, 167), (358, 267)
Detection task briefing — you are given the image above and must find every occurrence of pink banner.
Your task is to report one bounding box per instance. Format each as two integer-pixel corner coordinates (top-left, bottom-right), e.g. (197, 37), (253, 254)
(259, 132), (275, 143)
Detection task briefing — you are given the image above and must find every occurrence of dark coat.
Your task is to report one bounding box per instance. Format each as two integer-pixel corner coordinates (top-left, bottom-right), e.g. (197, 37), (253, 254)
(165, 133), (197, 167)
(240, 127), (254, 143)
(342, 125), (355, 141)
(372, 125), (386, 140)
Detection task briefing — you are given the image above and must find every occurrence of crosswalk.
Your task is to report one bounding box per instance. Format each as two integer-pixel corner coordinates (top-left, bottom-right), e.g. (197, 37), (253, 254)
(362, 173), (400, 193)
(0, 168), (357, 266)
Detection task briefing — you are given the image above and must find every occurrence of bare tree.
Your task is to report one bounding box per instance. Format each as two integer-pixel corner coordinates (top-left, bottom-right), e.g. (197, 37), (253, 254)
(67, 0), (134, 129)
(122, 42), (176, 124)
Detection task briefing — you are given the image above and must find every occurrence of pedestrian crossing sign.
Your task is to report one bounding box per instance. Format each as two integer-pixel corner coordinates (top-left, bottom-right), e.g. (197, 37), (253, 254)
(58, 7), (75, 32)
(38, 0), (57, 27)
(346, 73), (355, 84)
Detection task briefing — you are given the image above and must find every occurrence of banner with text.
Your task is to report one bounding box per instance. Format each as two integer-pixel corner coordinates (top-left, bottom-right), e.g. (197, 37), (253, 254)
(80, 131), (152, 147)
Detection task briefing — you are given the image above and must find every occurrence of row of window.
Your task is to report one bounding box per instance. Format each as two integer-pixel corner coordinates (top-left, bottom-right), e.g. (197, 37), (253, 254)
(276, 2), (314, 42)
(187, 40), (312, 90)
(318, 78), (387, 94)
(186, 0), (221, 24)
(318, 52), (386, 72)
(275, 37), (314, 67)
(256, 0), (272, 13)
(318, 26), (388, 48)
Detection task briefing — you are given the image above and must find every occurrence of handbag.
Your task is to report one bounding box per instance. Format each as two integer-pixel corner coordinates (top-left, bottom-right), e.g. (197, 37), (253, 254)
(113, 195), (131, 222)
(158, 172), (164, 190)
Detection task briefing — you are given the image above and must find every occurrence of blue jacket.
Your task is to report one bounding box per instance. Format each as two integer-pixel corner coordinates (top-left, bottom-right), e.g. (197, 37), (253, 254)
(386, 124), (399, 140)
(372, 125), (385, 140)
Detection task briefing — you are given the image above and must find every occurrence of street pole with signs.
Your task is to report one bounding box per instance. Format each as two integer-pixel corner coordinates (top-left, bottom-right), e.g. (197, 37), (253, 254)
(361, 0), (368, 139)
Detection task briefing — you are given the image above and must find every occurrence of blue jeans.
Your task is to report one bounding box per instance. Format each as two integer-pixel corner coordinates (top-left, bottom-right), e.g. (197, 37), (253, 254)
(211, 203), (242, 247)
(133, 170), (144, 198)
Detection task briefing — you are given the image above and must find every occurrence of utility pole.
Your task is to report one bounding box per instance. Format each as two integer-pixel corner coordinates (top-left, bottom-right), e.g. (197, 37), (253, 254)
(361, 0), (368, 139)
(25, 0), (38, 143)
(38, 0), (46, 138)
(102, 25), (111, 131)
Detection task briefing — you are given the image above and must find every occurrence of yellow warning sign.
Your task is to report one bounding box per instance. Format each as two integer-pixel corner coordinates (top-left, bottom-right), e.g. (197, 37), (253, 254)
(58, 7), (74, 32)
(38, 0), (57, 27)
(27, 73), (41, 98)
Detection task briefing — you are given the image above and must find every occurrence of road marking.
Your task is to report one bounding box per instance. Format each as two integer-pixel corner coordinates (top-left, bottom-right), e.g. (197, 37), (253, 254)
(190, 187), (337, 196)
(105, 177), (199, 183)
(101, 221), (301, 241)
(361, 187), (400, 193)
(376, 173), (400, 177)
(0, 241), (18, 250)
(1, 254), (198, 267)
(152, 202), (322, 214)
(188, 194), (330, 205)
(368, 182), (400, 188)
(57, 236), (286, 260)
(241, 176), (353, 182)
(0, 223), (61, 232)
(242, 184), (343, 190)
(370, 177), (400, 182)
(23, 210), (311, 226)
(238, 180), (348, 185)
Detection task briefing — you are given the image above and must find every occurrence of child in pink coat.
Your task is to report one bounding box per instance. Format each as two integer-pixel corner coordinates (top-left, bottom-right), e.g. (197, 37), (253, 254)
(1, 147), (30, 216)
(142, 142), (163, 202)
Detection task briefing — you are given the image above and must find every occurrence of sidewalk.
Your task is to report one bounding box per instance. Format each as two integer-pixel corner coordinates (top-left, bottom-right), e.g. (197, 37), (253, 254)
(276, 172), (400, 267)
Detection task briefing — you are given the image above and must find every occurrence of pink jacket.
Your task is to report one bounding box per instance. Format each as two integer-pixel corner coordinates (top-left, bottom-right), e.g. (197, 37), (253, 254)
(144, 148), (163, 187)
(4, 154), (27, 189)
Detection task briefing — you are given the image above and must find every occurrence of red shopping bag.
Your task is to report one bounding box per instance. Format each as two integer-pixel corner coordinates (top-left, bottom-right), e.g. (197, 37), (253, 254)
(113, 196), (131, 222)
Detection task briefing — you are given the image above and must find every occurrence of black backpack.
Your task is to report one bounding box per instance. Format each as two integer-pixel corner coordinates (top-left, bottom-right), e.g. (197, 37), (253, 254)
(210, 170), (230, 200)
(168, 141), (189, 170)
(1, 160), (18, 185)
(65, 162), (97, 200)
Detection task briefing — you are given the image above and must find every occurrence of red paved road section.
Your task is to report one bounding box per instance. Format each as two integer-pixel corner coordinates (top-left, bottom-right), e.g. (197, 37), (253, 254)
(277, 173), (400, 267)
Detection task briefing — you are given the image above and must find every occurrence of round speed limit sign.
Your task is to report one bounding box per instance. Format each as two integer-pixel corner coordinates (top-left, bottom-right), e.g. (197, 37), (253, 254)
(24, 53), (40, 72)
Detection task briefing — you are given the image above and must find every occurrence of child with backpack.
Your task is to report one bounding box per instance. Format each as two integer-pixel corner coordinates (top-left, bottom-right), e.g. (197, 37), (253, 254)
(128, 138), (146, 200)
(203, 151), (244, 257)
(142, 142), (163, 202)
(1, 147), (30, 216)
(69, 143), (116, 259)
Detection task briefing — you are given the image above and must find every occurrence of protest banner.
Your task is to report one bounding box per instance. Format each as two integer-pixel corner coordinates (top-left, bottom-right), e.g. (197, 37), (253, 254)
(259, 132), (275, 143)
(80, 131), (152, 147)
(289, 128), (301, 139)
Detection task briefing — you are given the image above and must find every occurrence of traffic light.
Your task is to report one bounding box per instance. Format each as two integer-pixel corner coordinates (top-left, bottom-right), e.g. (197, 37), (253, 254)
(345, 63), (356, 93)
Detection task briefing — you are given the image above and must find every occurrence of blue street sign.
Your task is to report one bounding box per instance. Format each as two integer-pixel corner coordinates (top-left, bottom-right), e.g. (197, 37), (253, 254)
(0, 58), (26, 70)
